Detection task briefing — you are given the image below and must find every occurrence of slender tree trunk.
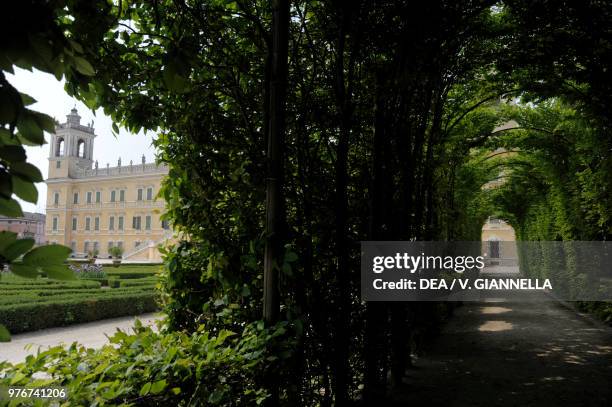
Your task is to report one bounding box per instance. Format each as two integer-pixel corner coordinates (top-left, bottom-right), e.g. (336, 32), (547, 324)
(332, 5), (356, 404)
(263, 0), (289, 405)
(364, 74), (389, 402)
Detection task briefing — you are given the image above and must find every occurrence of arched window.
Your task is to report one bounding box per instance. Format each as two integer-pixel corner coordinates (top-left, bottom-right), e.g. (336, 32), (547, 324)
(77, 139), (85, 158)
(55, 137), (65, 156)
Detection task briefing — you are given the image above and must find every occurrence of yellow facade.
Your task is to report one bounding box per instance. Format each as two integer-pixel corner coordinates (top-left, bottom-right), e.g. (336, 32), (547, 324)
(480, 121), (518, 265)
(45, 109), (170, 262)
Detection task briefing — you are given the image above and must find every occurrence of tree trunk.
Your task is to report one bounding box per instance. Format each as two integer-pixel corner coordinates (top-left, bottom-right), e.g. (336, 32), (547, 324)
(263, 0), (289, 405)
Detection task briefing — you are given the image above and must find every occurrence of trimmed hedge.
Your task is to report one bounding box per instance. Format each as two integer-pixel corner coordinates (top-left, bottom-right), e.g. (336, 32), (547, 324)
(0, 282), (102, 291)
(119, 278), (158, 287)
(0, 292), (159, 334)
(105, 272), (158, 279)
(101, 263), (162, 267)
(0, 279), (101, 289)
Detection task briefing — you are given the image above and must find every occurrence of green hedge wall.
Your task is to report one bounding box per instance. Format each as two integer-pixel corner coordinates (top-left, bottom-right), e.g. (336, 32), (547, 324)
(119, 278), (158, 287)
(104, 271), (158, 279)
(0, 292), (159, 334)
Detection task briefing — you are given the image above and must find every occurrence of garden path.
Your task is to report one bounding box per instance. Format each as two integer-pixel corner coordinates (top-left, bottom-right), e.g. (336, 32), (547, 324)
(0, 313), (160, 364)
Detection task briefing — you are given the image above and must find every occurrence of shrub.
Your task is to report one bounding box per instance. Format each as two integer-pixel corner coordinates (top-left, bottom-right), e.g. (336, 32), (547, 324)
(0, 292), (159, 334)
(0, 324), (10, 342)
(0, 322), (284, 406)
(109, 246), (124, 258)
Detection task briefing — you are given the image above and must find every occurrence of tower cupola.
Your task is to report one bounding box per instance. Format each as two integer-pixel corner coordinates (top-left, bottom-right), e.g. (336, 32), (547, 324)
(48, 107), (98, 179)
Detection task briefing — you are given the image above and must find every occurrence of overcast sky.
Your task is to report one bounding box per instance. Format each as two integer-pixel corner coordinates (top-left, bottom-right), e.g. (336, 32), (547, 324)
(6, 68), (158, 214)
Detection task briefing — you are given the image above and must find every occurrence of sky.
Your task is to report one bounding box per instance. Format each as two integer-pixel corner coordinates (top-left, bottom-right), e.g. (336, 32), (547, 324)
(6, 68), (158, 214)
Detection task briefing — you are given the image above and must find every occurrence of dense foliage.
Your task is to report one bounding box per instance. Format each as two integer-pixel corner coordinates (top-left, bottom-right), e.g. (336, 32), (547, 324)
(1, 0), (611, 405)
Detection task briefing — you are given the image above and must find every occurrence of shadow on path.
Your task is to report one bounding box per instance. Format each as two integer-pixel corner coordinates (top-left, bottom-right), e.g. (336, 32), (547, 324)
(390, 299), (612, 406)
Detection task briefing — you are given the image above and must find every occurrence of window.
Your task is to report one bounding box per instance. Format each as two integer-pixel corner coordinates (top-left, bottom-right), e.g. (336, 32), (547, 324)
(119, 190), (125, 202)
(73, 192), (78, 204)
(145, 215), (151, 230)
(86, 191), (92, 204)
(162, 220), (170, 230)
(135, 241), (141, 248)
(109, 216), (115, 231)
(137, 188), (143, 201)
(132, 216), (141, 230)
(54, 192), (59, 205)
(118, 216), (124, 231)
(146, 187), (153, 200)
(108, 241), (114, 251)
(85, 217), (91, 231)
(56, 160), (61, 168)
(95, 191), (101, 203)
(84, 241), (90, 253)
(55, 138), (64, 157)
(117, 241), (123, 249)
(93, 241), (99, 252)
(70, 241), (76, 252)
(77, 139), (85, 158)
(72, 217), (77, 231)
(110, 190), (116, 202)
(52, 216), (58, 231)
(94, 217), (100, 231)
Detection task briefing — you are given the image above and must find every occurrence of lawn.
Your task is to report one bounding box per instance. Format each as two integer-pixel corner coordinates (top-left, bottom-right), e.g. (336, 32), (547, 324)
(0, 265), (161, 335)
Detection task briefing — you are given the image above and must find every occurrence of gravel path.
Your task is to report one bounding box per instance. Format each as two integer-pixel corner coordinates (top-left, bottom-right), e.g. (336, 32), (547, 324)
(0, 313), (160, 364)
(391, 297), (612, 406)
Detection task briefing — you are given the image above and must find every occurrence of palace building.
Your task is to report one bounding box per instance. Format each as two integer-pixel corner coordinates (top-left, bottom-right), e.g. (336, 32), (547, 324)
(45, 108), (170, 262)
(481, 121), (518, 266)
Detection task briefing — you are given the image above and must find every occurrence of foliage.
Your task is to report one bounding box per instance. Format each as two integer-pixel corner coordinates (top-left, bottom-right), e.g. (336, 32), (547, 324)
(481, 99), (612, 322)
(109, 246), (124, 258)
(3, 0), (612, 404)
(0, 0), (112, 336)
(0, 322), (291, 406)
(0, 323), (10, 342)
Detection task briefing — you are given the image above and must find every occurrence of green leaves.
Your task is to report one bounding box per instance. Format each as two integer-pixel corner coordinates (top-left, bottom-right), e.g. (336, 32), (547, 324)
(73, 56), (95, 76)
(162, 49), (192, 93)
(11, 175), (37, 203)
(0, 324), (10, 342)
(0, 198), (22, 217)
(2, 238), (34, 262)
(16, 113), (45, 145)
(23, 244), (71, 265)
(10, 163), (43, 183)
(6, 244), (74, 280)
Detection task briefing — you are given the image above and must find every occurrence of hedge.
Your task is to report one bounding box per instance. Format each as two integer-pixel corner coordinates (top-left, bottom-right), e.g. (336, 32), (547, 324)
(0, 292), (159, 334)
(79, 277), (121, 287)
(0, 280), (101, 289)
(0, 288), (155, 306)
(0, 282), (102, 291)
(105, 271), (158, 279)
(119, 278), (158, 287)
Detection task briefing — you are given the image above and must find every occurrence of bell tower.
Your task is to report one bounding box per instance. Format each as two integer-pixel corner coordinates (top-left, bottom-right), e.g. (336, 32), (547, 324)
(48, 107), (97, 179)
